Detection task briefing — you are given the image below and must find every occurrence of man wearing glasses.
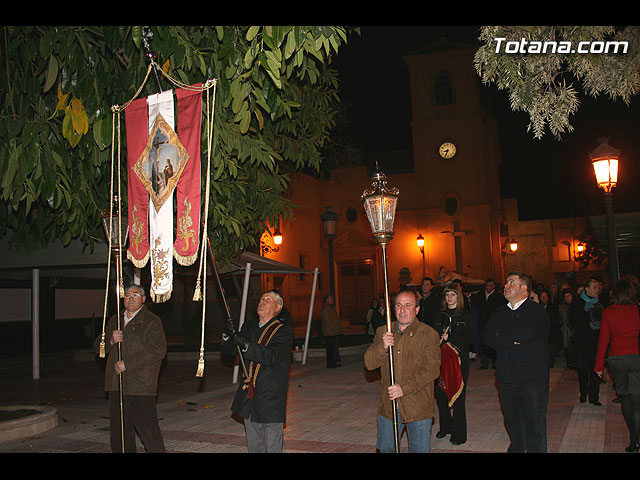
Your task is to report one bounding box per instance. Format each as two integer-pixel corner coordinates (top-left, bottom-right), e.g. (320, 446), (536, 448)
(96, 284), (167, 453)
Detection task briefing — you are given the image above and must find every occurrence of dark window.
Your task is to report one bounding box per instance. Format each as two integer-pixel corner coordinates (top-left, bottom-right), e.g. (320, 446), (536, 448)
(444, 196), (459, 216)
(346, 207), (358, 223)
(434, 72), (454, 106)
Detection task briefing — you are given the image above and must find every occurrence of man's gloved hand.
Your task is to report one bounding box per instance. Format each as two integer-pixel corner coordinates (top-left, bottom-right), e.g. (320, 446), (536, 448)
(232, 335), (249, 352)
(225, 318), (237, 337)
(221, 318), (237, 346)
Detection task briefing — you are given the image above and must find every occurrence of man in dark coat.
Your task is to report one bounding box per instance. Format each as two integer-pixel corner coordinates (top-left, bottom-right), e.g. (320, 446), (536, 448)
(483, 272), (549, 453)
(222, 290), (294, 453)
(96, 284), (167, 453)
(418, 277), (440, 328)
(472, 278), (506, 369)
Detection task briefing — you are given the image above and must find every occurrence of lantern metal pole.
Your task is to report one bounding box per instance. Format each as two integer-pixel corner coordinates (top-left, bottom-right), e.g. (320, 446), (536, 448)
(362, 166), (400, 453)
(203, 224), (248, 379)
(380, 238), (400, 453)
(102, 195), (128, 453)
(114, 249), (125, 453)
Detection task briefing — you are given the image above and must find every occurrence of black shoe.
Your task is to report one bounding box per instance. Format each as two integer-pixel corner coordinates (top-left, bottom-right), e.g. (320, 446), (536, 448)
(590, 400), (602, 406)
(436, 431), (449, 439)
(625, 442), (640, 453)
(580, 395), (587, 403)
(451, 439), (466, 445)
(613, 397), (622, 403)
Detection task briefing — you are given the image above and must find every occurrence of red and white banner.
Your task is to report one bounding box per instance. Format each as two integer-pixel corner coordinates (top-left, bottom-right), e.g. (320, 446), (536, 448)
(124, 85), (202, 302)
(125, 98), (151, 267)
(174, 84), (202, 265)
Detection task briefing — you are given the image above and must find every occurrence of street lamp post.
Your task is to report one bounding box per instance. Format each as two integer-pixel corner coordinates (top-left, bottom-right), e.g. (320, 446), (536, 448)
(361, 167), (400, 453)
(321, 207), (339, 297)
(590, 137), (620, 283)
(416, 234), (425, 278)
(260, 227), (283, 255)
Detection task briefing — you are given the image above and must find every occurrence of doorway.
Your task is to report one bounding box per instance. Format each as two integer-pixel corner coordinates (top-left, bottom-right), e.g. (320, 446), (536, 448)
(337, 259), (374, 325)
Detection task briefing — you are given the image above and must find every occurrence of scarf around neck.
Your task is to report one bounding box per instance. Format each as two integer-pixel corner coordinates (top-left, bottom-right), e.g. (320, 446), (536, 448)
(580, 289), (598, 311)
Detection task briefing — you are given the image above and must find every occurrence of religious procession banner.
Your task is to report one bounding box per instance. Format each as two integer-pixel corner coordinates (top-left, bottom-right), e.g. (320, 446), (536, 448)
(124, 85), (203, 302)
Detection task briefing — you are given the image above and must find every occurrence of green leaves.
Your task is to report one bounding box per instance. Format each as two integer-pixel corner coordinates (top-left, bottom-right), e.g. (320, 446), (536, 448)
(475, 26), (640, 139)
(0, 25), (352, 260)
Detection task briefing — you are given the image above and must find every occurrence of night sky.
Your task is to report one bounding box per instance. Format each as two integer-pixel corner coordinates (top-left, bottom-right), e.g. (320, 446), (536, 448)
(332, 26), (640, 221)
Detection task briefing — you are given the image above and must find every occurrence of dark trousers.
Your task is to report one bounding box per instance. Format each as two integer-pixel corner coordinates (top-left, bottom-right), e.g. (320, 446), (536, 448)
(479, 332), (495, 368)
(608, 355), (640, 445)
(325, 335), (340, 367)
(577, 368), (601, 402)
(109, 392), (166, 453)
(435, 355), (469, 442)
(498, 381), (548, 453)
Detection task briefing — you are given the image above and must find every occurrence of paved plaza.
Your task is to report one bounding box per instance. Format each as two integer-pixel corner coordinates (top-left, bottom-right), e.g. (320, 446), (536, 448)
(0, 340), (633, 454)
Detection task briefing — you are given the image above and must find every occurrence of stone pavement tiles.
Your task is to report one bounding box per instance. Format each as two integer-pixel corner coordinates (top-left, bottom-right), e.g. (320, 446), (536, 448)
(0, 355), (632, 453)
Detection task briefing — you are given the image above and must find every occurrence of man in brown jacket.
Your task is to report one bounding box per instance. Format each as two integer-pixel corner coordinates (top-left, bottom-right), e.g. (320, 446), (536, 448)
(97, 284), (167, 453)
(365, 288), (441, 452)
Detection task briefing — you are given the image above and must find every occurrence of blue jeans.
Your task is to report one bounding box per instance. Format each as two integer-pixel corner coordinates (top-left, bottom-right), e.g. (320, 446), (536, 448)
(498, 381), (548, 453)
(377, 411), (432, 453)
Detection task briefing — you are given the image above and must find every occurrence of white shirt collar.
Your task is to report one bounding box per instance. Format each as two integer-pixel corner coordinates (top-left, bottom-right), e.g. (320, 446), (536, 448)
(124, 306), (143, 325)
(508, 298), (527, 310)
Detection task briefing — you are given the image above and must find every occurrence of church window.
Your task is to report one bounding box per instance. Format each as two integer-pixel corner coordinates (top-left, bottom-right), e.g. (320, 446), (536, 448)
(434, 71), (455, 106)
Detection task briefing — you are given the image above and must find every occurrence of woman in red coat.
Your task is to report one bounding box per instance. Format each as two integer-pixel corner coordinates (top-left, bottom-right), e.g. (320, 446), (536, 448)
(594, 279), (640, 452)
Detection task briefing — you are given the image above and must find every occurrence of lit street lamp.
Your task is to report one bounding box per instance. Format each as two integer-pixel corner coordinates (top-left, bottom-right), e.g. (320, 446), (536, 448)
(590, 137), (620, 282)
(260, 227), (283, 255)
(361, 166), (400, 452)
(417, 234), (425, 278)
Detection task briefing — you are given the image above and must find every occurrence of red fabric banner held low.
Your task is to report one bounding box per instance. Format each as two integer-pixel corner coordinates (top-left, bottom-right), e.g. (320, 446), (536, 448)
(438, 342), (465, 407)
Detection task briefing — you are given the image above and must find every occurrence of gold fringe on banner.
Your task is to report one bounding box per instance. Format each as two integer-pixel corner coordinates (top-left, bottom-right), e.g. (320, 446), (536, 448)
(127, 250), (150, 269)
(150, 287), (173, 303)
(174, 250), (199, 267)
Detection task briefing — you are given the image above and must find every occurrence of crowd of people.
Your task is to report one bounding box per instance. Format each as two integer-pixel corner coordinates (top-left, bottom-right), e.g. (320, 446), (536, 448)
(363, 272), (640, 453)
(96, 270), (640, 454)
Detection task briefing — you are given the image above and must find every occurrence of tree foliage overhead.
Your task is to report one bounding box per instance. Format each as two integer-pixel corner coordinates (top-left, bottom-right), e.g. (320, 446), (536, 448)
(474, 26), (640, 139)
(0, 25), (353, 263)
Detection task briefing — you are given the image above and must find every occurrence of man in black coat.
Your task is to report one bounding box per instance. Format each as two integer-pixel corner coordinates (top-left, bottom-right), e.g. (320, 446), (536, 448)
(471, 278), (506, 368)
(222, 290), (294, 453)
(483, 272), (550, 453)
(418, 277), (440, 328)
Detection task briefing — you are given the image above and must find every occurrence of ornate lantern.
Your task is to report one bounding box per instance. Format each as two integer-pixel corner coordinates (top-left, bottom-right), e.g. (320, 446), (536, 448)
(362, 165), (400, 452)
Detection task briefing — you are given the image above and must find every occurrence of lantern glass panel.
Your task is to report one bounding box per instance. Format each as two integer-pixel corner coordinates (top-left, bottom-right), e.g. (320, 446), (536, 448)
(364, 194), (397, 234)
(593, 158), (618, 187)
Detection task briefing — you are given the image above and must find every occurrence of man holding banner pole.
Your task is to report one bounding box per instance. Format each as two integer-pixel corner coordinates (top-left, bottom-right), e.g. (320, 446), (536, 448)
(96, 284), (167, 453)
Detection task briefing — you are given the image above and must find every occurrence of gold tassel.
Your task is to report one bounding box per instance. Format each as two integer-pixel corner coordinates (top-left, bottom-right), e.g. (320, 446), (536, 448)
(196, 350), (205, 377)
(99, 334), (106, 358)
(192, 279), (202, 301)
